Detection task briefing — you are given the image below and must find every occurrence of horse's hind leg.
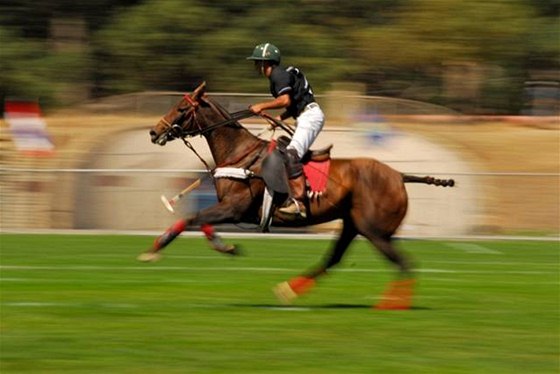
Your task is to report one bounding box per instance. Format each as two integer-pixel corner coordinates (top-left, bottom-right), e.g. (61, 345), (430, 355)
(368, 235), (413, 276)
(366, 235), (416, 310)
(274, 218), (357, 304)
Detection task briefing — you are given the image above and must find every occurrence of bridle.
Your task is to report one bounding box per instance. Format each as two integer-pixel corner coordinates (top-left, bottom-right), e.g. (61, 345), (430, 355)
(154, 94), (262, 172)
(159, 92), (297, 143)
(153, 91), (298, 187)
(156, 94), (201, 143)
(158, 94), (258, 143)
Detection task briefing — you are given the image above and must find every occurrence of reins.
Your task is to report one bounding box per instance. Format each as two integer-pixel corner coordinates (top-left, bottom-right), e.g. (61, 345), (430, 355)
(176, 108), (295, 138)
(170, 97), (296, 181)
(180, 137), (213, 173)
(182, 109), (254, 137)
(175, 108), (264, 175)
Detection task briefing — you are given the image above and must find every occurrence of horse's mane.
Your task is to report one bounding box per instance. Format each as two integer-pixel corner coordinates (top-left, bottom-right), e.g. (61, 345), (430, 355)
(204, 96), (234, 120)
(204, 95), (248, 131)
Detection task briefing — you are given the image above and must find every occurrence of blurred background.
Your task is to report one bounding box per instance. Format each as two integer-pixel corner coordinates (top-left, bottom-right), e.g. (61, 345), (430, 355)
(0, 0), (559, 237)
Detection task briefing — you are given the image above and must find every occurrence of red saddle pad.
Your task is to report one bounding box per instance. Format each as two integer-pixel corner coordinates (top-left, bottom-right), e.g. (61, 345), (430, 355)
(303, 160), (330, 194)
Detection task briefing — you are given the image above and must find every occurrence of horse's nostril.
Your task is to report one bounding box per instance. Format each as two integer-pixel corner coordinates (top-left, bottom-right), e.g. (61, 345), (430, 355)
(149, 130), (156, 136)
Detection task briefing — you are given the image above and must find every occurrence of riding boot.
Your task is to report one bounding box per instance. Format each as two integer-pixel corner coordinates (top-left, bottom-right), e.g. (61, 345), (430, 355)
(278, 148), (306, 218)
(278, 174), (307, 218)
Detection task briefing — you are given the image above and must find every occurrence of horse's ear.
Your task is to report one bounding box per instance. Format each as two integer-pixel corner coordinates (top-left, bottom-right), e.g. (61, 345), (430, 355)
(192, 81), (207, 100)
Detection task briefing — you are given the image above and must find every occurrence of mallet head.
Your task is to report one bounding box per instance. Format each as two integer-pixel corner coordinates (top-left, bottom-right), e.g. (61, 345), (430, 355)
(160, 194), (175, 213)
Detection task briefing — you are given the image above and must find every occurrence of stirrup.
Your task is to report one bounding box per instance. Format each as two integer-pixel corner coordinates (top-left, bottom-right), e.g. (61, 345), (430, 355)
(278, 199), (306, 218)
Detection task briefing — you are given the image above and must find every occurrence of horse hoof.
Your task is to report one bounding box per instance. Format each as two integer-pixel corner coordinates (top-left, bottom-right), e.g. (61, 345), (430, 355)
(221, 244), (241, 256)
(273, 282), (298, 305)
(227, 245), (242, 256)
(137, 252), (162, 262)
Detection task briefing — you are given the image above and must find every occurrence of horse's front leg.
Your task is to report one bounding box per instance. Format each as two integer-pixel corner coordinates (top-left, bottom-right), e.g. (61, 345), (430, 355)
(198, 223), (238, 256)
(137, 202), (243, 262)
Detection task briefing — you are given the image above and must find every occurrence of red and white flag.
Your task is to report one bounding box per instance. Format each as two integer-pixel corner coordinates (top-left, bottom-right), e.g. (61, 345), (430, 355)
(4, 100), (55, 157)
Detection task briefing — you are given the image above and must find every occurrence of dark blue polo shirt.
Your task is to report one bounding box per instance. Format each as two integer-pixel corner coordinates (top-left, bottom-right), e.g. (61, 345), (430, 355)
(269, 65), (315, 118)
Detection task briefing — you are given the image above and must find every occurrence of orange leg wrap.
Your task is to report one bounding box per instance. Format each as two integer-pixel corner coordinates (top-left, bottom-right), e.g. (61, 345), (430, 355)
(375, 279), (416, 310)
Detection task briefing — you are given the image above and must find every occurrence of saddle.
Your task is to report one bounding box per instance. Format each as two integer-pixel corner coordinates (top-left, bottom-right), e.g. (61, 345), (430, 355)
(261, 136), (332, 196)
(259, 136), (332, 231)
(302, 144), (332, 163)
(276, 135), (332, 164)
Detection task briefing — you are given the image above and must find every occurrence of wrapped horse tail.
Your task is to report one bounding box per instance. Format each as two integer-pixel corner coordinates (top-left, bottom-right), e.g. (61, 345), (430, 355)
(402, 174), (455, 187)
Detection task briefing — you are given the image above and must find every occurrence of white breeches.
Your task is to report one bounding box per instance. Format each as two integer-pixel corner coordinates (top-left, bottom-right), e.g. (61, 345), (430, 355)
(287, 104), (325, 159)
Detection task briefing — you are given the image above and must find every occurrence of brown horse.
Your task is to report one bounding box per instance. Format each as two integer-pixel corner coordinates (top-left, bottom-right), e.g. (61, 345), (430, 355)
(139, 82), (455, 309)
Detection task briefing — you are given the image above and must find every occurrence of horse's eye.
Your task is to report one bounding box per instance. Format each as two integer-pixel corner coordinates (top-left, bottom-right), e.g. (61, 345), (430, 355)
(178, 108), (187, 113)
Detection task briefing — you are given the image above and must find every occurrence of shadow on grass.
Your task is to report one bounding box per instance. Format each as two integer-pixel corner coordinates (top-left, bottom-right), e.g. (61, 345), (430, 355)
(228, 303), (431, 311)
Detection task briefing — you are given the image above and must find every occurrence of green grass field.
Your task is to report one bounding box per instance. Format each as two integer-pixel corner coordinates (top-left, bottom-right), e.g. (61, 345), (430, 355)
(0, 234), (558, 373)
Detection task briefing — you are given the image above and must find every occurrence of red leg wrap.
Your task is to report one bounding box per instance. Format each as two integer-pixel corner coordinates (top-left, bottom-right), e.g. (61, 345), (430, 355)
(288, 276), (316, 295)
(171, 219), (187, 233)
(152, 219), (186, 251)
(201, 224), (215, 239)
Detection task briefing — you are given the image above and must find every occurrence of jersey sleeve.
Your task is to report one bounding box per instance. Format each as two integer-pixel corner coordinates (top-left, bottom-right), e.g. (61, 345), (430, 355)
(271, 68), (293, 97)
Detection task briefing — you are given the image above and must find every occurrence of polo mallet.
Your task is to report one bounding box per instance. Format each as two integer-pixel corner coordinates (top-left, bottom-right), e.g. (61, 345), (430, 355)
(160, 178), (202, 213)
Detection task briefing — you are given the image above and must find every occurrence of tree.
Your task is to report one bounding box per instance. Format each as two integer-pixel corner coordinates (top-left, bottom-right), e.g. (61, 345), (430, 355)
(1, 0), (558, 113)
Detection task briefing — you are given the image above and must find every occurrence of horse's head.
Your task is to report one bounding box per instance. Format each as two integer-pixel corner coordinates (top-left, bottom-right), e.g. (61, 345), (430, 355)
(150, 82), (207, 146)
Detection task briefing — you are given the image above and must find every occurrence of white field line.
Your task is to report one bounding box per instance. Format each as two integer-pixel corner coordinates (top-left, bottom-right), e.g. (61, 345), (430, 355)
(3, 252), (553, 267)
(0, 302), (317, 312)
(1, 228), (559, 242)
(2, 276), (557, 286)
(423, 260), (557, 267)
(2, 302), (139, 308)
(0, 277), (224, 284)
(445, 242), (503, 254)
(3, 302), (79, 307)
(420, 278), (559, 285)
(0, 265), (557, 275)
(0, 265), (291, 272)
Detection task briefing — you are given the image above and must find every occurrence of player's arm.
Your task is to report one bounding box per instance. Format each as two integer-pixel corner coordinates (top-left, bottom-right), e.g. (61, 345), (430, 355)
(249, 94), (291, 115)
